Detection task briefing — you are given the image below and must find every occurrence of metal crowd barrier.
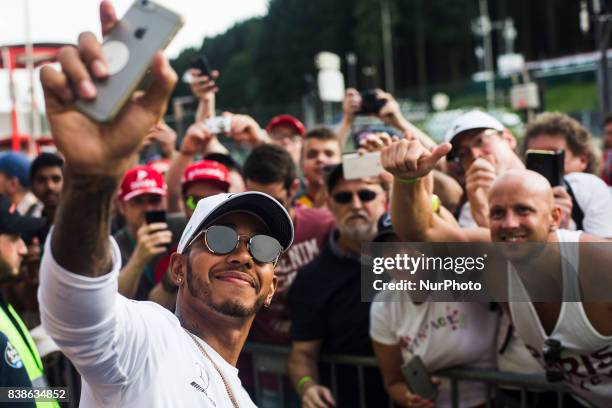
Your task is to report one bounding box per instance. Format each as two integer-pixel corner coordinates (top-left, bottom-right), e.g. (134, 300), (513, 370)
(243, 343), (574, 408)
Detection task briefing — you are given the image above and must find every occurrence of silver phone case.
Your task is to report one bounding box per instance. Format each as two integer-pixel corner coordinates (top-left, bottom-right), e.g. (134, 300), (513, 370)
(75, 0), (184, 122)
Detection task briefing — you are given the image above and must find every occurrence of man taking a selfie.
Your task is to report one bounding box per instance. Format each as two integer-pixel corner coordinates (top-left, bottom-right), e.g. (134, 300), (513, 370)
(38, 2), (294, 406)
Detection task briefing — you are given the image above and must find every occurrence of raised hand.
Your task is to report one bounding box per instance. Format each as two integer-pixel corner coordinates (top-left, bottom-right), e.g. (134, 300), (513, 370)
(132, 223), (172, 265)
(552, 185), (573, 229)
(358, 132), (399, 154)
(227, 113), (269, 145)
(381, 138), (451, 181)
(189, 69), (219, 100)
(342, 88), (361, 121)
(179, 123), (214, 156)
(144, 121), (178, 158)
(39, 0), (177, 178)
(465, 157), (497, 227)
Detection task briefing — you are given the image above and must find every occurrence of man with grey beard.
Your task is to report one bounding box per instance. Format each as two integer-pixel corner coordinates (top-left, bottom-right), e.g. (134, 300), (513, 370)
(287, 164), (388, 408)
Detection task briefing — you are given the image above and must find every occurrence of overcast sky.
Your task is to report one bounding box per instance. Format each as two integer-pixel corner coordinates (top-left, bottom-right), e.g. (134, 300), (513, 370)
(0, 0), (269, 58)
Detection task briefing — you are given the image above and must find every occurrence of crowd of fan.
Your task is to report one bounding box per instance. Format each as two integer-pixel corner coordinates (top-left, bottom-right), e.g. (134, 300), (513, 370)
(3, 59), (612, 408)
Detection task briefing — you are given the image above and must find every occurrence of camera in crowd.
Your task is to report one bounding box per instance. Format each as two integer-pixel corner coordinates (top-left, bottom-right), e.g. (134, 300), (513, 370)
(357, 90), (387, 115)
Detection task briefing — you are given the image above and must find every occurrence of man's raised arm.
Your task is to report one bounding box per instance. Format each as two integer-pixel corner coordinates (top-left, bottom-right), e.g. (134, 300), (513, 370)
(381, 139), (490, 242)
(42, 1), (176, 276)
(36, 1), (177, 397)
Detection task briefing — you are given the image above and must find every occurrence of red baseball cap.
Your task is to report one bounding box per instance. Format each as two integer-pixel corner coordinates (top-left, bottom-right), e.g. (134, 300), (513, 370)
(266, 114), (305, 136)
(119, 166), (167, 202)
(182, 160), (230, 192)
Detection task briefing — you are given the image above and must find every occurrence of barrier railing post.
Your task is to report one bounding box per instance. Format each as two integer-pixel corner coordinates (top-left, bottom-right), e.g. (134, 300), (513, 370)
(277, 373), (285, 408)
(330, 363), (338, 400)
(520, 387), (527, 408)
(358, 365), (366, 408)
(252, 353), (261, 405)
(557, 391), (564, 408)
(450, 378), (459, 408)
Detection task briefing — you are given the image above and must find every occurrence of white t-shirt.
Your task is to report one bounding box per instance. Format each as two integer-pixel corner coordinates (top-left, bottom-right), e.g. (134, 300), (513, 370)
(459, 172), (612, 237)
(370, 291), (498, 408)
(38, 234), (256, 408)
(564, 172), (612, 237)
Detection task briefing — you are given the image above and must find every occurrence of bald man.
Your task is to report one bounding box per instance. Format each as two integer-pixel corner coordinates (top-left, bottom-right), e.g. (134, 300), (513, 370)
(381, 139), (612, 406)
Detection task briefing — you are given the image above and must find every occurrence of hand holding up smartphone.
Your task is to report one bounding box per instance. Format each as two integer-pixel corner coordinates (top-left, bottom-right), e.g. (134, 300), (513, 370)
(39, 1), (180, 178)
(134, 211), (171, 261)
(75, 1), (184, 122)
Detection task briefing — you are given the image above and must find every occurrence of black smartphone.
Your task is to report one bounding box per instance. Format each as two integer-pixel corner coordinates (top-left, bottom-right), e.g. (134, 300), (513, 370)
(145, 210), (167, 224)
(357, 90), (387, 115)
(525, 149), (565, 187)
(190, 54), (212, 77)
(401, 355), (438, 401)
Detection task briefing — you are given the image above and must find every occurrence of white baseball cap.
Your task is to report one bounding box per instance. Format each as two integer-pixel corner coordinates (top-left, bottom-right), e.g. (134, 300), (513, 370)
(177, 192), (294, 254)
(444, 111), (505, 159)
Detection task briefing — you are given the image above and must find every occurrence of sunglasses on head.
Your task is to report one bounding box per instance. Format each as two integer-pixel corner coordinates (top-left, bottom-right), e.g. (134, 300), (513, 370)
(332, 189), (378, 204)
(189, 225), (282, 265)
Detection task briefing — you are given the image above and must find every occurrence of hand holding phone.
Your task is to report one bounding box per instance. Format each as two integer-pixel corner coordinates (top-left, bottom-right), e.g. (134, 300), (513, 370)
(342, 152), (382, 180)
(357, 90), (387, 115)
(75, 1), (184, 122)
(525, 149), (565, 187)
(205, 116), (232, 134)
(191, 54), (212, 77)
(145, 210), (167, 224)
(401, 355), (439, 401)
(135, 211), (171, 259)
(39, 0), (179, 178)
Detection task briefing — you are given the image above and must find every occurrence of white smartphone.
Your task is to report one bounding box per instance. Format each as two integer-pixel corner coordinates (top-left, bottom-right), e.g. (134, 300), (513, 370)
(342, 152), (382, 180)
(75, 0), (184, 122)
(205, 116), (232, 134)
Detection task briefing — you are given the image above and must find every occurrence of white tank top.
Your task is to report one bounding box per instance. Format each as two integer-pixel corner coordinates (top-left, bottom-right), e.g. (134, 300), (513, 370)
(508, 229), (612, 407)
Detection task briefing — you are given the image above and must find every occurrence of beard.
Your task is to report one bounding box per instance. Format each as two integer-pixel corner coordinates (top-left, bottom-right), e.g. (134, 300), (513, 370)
(186, 260), (266, 318)
(0, 257), (18, 284)
(339, 212), (376, 243)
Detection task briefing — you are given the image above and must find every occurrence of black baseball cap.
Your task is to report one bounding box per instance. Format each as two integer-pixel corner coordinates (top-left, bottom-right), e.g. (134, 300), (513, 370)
(0, 196), (45, 236)
(373, 213), (397, 242)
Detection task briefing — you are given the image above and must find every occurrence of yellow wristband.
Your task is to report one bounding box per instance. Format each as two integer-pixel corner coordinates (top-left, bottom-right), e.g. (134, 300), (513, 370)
(296, 375), (314, 395)
(396, 176), (420, 184)
(431, 194), (441, 214)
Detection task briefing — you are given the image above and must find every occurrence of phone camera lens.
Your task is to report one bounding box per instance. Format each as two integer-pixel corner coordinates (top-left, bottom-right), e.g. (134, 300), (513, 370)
(134, 27), (147, 39)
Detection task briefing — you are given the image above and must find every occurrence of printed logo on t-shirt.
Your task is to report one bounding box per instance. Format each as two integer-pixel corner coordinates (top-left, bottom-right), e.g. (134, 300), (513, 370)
(399, 305), (465, 354)
(525, 343), (612, 394)
(190, 362), (217, 406)
(4, 341), (23, 369)
(275, 238), (321, 290)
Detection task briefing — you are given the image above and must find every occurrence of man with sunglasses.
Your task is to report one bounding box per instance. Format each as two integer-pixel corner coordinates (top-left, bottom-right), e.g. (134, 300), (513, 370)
(37, 4), (293, 406)
(114, 166), (183, 301)
(288, 164), (389, 407)
(147, 160), (232, 309)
